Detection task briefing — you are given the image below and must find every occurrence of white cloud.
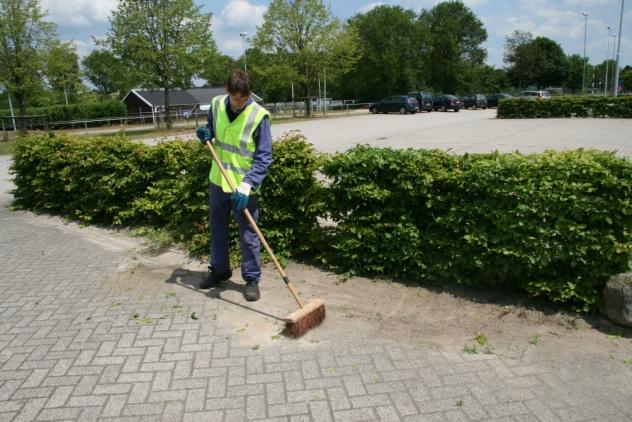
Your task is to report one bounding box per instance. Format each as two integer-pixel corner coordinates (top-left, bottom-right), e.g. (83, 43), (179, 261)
(42, 0), (117, 27)
(219, 0), (266, 28)
(214, 0), (267, 58)
(358, 2), (386, 14)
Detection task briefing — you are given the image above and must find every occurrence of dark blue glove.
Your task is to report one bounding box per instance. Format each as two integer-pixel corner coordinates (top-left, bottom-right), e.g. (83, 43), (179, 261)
(196, 127), (211, 143)
(231, 182), (251, 212)
(231, 190), (249, 212)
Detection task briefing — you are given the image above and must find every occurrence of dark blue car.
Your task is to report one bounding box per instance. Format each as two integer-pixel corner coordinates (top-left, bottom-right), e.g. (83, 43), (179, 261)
(370, 96), (418, 114)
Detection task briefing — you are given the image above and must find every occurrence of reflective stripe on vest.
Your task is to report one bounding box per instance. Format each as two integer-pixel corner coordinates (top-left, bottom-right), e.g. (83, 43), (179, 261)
(209, 95), (269, 192)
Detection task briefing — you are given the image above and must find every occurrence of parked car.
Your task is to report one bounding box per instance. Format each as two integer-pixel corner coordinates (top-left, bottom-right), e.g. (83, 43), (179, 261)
(432, 95), (461, 112)
(369, 96), (418, 114)
(517, 90), (551, 99)
(407, 91), (433, 112)
(486, 93), (512, 108)
(462, 94), (488, 109)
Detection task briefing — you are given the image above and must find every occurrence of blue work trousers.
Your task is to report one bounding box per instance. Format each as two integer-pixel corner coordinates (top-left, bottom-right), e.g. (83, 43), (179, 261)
(209, 183), (261, 282)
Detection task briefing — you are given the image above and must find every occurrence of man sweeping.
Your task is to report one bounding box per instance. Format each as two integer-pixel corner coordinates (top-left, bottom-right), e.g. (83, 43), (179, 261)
(196, 69), (272, 302)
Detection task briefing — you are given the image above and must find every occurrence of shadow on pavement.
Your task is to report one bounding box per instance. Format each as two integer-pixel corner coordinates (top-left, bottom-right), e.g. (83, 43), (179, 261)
(164, 268), (283, 322)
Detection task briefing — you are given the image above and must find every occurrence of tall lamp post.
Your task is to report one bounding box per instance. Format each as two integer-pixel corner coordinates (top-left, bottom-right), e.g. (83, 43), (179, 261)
(582, 12), (588, 95)
(613, 0), (625, 97)
(605, 26), (613, 96)
(239, 32), (248, 71)
(611, 34), (617, 94)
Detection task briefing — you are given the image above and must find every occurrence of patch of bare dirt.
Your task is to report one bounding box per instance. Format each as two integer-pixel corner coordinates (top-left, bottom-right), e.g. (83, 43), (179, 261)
(112, 249), (632, 367)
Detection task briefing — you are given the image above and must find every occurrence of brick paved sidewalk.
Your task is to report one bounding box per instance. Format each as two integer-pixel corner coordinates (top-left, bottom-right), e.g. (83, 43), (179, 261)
(1, 154), (631, 421)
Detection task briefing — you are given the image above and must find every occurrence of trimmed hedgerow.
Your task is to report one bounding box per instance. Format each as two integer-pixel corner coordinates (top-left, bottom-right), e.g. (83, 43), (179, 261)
(11, 135), (632, 312)
(320, 146), (632, 312)
(498, 96), (632, 118)
(0, 100), (127, 127)
(10, 132), (323, 258)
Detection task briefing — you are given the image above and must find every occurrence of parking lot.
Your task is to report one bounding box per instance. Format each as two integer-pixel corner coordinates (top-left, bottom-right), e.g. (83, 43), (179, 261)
(270, 109), (632, 158)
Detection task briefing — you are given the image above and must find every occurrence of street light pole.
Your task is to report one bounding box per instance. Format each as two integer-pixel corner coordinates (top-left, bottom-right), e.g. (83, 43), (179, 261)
(611, 34), (617, 94)
(239, 32), (248, 71)
(613, 0), (624, 97)
(582, 12), (588, 95)
(605, 26), (612, 96)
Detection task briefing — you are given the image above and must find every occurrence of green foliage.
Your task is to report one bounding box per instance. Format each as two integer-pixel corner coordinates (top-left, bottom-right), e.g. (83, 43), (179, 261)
(419, 1), (487, 93)
(11, 135), (632, 312)
(0, 100), (127, 125)
(104, 0), (218, 128)
(200, 53), (237, 88)
(45, 41), (81, 104)
(11, 131), (322, 260)
(564, 54), (588, 94)
(81, 49), (133, 97)
(505, 34), (568, 89)
(344, 6), (423, 102)
(0, 0), (57, 131)
(11, 133), (151, 223)
(320, 146), (632, 312)
(258, 131), (325, 257)
(254, 0), (360, 115)
(498, 96), (632, 118)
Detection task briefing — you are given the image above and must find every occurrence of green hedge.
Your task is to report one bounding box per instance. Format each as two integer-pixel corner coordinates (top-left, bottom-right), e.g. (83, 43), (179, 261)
(497, 96), (632, 118)
(0, 100), (126, 126)
(11, 135), (632, 311)
(11, 132), (322, 258)
(321, 146), (632, 312)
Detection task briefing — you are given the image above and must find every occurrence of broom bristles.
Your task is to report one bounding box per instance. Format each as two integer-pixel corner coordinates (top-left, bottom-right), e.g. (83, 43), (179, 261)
(283, 300), (325, 337)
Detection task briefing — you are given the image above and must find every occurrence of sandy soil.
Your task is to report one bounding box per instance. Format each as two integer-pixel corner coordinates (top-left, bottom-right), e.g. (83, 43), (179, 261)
(111, 245), (632, 367)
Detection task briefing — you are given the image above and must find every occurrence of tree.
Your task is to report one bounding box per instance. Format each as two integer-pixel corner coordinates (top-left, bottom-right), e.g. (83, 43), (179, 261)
(505, 35), (567, 89)
(343, 5), (424, 102)
(419, 1), (487, 93)
(82, 49), (131, 97)
(461, 65), (509, 93)
(0, 0), (56, 132)
(621, 66), (632, 93)
(104, 0), (217, 129)
(564, 54), (589, 94)
(45, 41), (81, 105)
(200, 53), (237, 87)
(254, 0), (359, 116)
(503, 30), (533, 89)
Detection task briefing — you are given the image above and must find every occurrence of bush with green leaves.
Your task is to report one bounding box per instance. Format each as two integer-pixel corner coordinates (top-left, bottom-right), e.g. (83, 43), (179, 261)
(11, 134), (632, 311)
(11, 133), (152, 223)
(0, 100), (127, 127)
(321, 146), (632, 311)
(498, 96), (632, 118)
(11, 132), (323, 259)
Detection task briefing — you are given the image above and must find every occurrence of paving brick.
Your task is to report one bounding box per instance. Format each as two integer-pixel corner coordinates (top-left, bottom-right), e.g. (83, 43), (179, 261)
(2, 151), (632, 422)
(268, 402), (308, 418)
(101, 394), (127, 418)
(182, 411), (222, 422)
(333, 407), (376, 421)
(123, 403), (164, 416)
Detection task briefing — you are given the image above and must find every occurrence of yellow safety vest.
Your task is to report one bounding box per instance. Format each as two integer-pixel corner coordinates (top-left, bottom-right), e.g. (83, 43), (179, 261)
(209, 95), (269, 192)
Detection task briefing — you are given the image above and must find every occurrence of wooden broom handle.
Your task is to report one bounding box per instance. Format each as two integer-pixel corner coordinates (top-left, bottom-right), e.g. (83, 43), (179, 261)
(205, 141), (304, 308)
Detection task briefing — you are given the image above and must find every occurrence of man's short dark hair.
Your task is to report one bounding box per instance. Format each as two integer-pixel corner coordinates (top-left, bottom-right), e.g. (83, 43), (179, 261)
(226, 69), (253, 96)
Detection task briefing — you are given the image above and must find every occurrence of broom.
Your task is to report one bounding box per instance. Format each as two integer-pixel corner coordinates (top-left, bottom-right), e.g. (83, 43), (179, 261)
(203, 140), (325, 337)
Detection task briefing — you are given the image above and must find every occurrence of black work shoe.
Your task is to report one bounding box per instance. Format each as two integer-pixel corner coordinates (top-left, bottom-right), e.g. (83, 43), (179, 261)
(244, 279), (260, 302)
(199, 269), (232, 289)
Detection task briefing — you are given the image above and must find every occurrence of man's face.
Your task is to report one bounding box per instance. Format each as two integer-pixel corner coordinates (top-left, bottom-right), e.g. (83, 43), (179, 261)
(228, 91), (251, 111)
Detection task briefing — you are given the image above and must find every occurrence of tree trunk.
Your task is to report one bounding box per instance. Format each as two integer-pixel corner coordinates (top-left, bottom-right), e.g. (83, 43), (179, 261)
(163, 87), (172, 129)
(305, 85), (311, 117)
(17, 91), (27, 135)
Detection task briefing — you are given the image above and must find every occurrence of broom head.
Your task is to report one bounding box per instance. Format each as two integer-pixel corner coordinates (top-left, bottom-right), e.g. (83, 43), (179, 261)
(282, 298), (325, 337)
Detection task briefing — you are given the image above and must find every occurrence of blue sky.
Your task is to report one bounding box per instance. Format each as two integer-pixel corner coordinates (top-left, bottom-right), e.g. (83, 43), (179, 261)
(45, 0), (631, 71)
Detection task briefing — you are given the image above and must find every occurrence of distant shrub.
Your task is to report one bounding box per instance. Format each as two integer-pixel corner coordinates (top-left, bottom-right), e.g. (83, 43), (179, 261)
(498, 96), (632, 118)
